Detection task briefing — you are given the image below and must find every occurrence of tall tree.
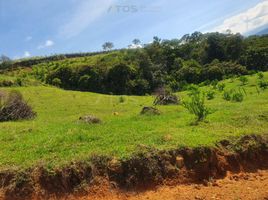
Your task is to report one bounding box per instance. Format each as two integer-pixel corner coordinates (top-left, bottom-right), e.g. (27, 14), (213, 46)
(0, 54), (11, 63)
(132, 39), (141, 45)
(102, 42), (114, 51)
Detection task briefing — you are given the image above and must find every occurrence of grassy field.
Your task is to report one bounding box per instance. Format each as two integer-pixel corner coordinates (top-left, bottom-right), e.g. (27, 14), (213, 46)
(0, 73), (268, 170)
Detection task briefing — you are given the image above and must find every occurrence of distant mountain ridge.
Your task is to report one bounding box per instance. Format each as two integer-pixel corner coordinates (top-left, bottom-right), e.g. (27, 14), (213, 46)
(255, 27), (268, 35)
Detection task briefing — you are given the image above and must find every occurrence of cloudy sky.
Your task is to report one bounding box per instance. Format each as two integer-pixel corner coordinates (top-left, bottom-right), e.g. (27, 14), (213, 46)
(0, 0), (267, 59)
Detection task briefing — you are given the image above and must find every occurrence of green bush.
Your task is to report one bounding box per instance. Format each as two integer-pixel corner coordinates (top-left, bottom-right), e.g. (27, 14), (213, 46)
(15, 78), (23, 86)
(206, 90), (215, 100)
(119, 96), (126, 103)
(232, 91), (244, 102)
(52, 78), (62, 87)
(239, 76), (248, 85)
(258, 80), (268, 90)
(211, 80), (218, 89)
(223, 90), (232, 101)
(217, 83), (225, 92)
(187, 84), (200, 96)
(223, 89), (244, 102)
(183, 90), (209, 121)
(257, 72), (264, 80)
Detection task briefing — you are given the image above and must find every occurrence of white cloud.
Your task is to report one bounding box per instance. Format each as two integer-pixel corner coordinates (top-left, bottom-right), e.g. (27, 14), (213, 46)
(23, 51), (31, 58)
(38, 40), (55, 49)
(59, 0), (115, 38)
(128, 44), (143, 49)
(13, 51), (31, 60)
(212, 0), (268, 34)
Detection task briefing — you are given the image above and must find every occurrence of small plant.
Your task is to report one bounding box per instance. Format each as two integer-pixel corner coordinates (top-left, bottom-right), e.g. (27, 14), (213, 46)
(211, 80), (218, 89)
(239, 76), (248, 86)
(187, 84), (200, 96)
(223, 90), (232, 101)
(183, 90), (209, 122)
(258, 80), (268, 90)
(217, 83), (225, 92)
(223, 89), (244, 102)
(206, 90), (215, 100)
(15, 77), (23, 86)
(257, 72), (264, 80)
(232, 91), (244, 102)
(51, 78), (62, 87)
(119, 96), (125, 103)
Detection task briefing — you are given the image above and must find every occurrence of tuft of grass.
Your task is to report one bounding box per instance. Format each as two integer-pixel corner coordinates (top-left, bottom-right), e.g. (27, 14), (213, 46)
(206, 90), (215, 100)
(118, 96), (126, 103)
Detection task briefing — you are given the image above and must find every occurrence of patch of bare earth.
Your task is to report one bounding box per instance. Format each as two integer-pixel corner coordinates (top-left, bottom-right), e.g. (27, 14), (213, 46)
(68, 170), (268, 200)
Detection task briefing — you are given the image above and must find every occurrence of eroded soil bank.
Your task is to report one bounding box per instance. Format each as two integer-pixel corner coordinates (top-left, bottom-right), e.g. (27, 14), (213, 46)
(72, 170), (268, 200)
(1, 134), (268, 200)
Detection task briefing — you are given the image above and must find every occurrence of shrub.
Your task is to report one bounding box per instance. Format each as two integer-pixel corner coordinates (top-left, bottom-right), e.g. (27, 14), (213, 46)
(239, 76), (248, 85)
(187, 84), (200, 96)
(232, 91), (244, 102)
(223, 89), (244, 102)
(217, 83), (225, 92)
(183, 90), (209, 121)
(223, 90), (232, 101)
(15, 78), (23, 86)
(206, 90), (215, 100)
(0, 91), (36, 122)
(210, 80), (218, 89)
(51, 78), (62, 87)
(258, 80), (268, 90)
(119, 96), (125, 103)
(257, 72), (264, 80)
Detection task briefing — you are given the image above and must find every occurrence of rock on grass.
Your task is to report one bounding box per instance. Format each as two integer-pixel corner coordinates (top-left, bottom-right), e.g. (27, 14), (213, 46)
(79, 115), (102, 124)
(140, 107), (161, 115)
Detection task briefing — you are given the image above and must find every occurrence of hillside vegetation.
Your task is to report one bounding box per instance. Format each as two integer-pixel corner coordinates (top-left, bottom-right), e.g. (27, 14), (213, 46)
(1, 32), (268, 95)
(0, 72), (268, 169)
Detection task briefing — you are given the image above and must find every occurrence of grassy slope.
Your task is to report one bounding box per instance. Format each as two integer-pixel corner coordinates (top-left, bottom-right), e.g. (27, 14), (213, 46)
(32, 51), (123, 70)
(0, 73), (268, 169)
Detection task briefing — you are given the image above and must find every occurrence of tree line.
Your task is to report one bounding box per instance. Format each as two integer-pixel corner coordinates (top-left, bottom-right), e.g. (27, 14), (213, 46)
(3, 32), (268, 95)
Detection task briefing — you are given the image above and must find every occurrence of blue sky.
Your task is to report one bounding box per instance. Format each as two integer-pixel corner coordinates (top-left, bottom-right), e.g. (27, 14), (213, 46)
(0, 0), (267, 59)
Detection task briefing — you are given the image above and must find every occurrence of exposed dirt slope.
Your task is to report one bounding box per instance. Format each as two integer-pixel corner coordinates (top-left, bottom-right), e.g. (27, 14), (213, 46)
(71, 170), (268, 200)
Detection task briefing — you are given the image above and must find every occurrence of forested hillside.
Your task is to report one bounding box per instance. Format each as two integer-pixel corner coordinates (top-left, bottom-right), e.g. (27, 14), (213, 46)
(1, 32), (268, 95)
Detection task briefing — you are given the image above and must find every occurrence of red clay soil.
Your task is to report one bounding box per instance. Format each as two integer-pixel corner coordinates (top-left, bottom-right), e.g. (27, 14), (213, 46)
(70, 170), (268, 200)
(2, 170), (268, 200)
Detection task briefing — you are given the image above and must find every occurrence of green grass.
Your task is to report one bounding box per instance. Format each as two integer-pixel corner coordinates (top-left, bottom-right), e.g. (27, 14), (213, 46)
(32, 51), (124, 71)
(0, 73), (268, 170)
(0, 74), (17, 81)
